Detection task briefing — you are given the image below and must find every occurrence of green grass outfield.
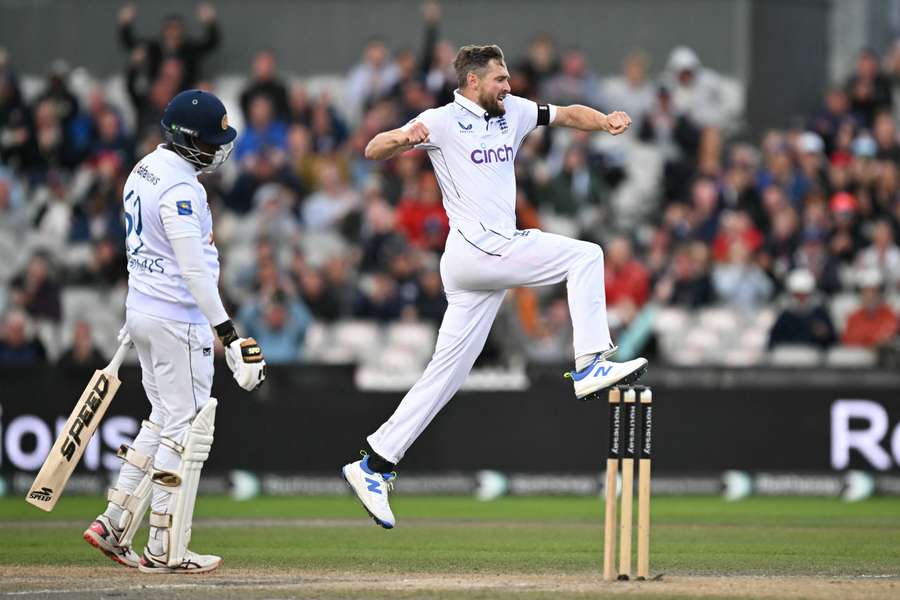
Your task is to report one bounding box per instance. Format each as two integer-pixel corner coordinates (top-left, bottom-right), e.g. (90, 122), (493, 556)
(1, 495), (899, 598)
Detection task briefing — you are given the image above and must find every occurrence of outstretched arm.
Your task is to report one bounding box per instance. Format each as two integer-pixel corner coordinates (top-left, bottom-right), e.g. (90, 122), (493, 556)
(552, 105), (632, 135)
(365, 121), (430, 160)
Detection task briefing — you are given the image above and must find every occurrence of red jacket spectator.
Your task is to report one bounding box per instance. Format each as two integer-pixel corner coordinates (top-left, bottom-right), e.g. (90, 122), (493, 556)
(712, 210), (763, 262)
(395, 173), (448, 250)
(843, 304), (899, 347)
(605, 236), (650, 308)
(842, 270), (899, 347)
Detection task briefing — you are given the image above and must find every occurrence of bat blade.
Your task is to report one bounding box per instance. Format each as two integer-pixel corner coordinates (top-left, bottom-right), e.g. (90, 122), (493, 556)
(25, 369), (122, 511)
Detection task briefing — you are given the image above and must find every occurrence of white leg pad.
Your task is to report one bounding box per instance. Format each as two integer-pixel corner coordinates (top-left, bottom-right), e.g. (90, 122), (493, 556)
(151, 399), (217, 567)
(107, 420), (160, 546)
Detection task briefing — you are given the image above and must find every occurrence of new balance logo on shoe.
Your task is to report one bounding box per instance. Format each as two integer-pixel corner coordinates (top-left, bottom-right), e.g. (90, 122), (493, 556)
(595, 365), (613, 377)
(365, 478), (382, 494)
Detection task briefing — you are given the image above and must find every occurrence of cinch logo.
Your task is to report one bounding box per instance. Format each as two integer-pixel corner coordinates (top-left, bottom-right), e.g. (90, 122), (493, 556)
(471, 144), (513, 164)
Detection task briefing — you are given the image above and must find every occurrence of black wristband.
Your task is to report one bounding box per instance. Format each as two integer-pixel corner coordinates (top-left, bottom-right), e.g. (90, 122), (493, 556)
(214, 319), (238, 346)
(537, 103), (551, 127)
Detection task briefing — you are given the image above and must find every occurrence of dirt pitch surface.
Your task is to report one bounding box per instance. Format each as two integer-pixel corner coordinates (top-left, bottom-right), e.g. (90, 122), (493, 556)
(1, 567), (898, 600)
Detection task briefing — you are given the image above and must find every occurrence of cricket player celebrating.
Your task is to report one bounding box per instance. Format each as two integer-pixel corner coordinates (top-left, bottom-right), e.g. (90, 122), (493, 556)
(83, 90), (266, 573)
(342, 45), (647, 528)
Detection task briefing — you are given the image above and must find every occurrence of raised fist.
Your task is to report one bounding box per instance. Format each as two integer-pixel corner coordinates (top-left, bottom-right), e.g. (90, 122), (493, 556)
(404, 121), (430, 145)
(605, 111), (632, 135)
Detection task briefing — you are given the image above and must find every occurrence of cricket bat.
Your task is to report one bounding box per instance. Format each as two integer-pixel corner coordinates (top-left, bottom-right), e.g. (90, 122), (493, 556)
(26, 339), (131, 511)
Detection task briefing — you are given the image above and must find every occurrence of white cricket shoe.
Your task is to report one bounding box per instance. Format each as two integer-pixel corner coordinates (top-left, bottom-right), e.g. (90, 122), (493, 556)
(342, 455), (397, 529)
(138, 548), (222, 574)
(83, 514), (140, 568)
(566, 350), (648, 400)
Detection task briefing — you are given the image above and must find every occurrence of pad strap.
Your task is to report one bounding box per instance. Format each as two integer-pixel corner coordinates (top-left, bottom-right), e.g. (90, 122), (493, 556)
(107, 487), (146, 513)
(116, 445), (153, 471)
(160, 435), (185, 455)
(142, 419), (162, 434)
(149, 511), (172, 528)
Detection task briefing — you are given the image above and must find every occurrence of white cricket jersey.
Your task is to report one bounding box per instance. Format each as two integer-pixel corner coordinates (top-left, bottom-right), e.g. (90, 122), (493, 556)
(409, 91), (553, 232)
(123, 145), (219, 324)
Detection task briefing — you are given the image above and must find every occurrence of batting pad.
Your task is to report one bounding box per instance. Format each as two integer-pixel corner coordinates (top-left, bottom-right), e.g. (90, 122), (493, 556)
(150, 398), (217, 566)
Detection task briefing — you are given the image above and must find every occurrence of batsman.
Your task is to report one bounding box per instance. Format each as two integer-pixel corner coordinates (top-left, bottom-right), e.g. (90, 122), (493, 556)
(83, 90), (266, 573)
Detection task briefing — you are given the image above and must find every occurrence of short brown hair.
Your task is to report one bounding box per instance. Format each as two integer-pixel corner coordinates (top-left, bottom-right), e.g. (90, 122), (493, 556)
(453, 44), (505, 89)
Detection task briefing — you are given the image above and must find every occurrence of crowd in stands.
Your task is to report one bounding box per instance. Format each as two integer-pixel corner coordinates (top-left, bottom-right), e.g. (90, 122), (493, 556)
(1, 1), (899, 367)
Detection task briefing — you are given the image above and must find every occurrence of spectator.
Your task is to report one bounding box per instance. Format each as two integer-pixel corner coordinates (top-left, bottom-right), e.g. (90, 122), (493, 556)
(88, 105), (132, 167)
(0, 174), (27, 282)
(842, 269), (899, 348)
(415, 267), (447, 323)
(872, 111), (900, 163)
(238, 290), (312, 363)
(721, 144), (764, 225)
(395, 172), (448, 250)
(240, 50), (290, 123)
(542, 47), (603, 108)
(117, 2), (221, 89)
(793, 229), (842, 295)
(828, 192), (863, 263)
(845, 48), (892, 128)
(346, 37), (400, 118)
(58, 320), (106, 367)
(68, 153), (128, 243)
(712, 240), (773, 310)
(68, 238), (128, 288)
(308, 93), (349, 153)
(605, 236), (650, 311)
(0, 63), (32, 170)
(126, 48), (181, 136)
(302, 162), (360, 232)
(639, 86), (702, 203)
(516, 34), (559, 98)
(603, 50), (654, 130)
(226, 146), (304, 215)
(663, 46), (727, 129)
(0, 311), (46, 365)
(419, 1), (456, 106)
(857, 219), (900, 291)
(761, 206), (800, 283)
(537, 145), (605, 234)
(22, 97), (80, 179)
(295, 265), (341, 322)
(34, 60), (80, 129)
(9, 253), (61, 323)
(811, 86), (856, 155)
(712, 210), (763, 262)
(353, 272), (404, 321)
(654, 242), (713, 307)
(235, 95), (289, 162)
(768, 269), (836, 349)
(688, 177), (721, 243)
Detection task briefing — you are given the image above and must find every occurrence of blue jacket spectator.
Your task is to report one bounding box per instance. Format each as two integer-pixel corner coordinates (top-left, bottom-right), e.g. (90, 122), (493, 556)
(237, 292), (312, 363)
(235, 95), (289, 162)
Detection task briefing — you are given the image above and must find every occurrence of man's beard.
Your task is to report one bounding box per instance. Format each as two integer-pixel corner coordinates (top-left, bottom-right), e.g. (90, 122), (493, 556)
(479, 90), (506, 117)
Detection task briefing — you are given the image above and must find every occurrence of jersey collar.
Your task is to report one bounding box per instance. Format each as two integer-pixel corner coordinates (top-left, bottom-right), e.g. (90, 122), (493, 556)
(156, 144), (199, 177)
(453, 90), (489, 120)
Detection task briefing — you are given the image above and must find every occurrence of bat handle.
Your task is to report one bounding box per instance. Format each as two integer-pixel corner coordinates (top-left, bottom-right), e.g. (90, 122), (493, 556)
(104, 338), (132, 377)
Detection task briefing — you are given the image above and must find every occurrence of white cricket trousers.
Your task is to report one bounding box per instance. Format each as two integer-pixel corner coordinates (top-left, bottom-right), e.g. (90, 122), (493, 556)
(368, 225), (612, 463)
(108, 309), (214, 517)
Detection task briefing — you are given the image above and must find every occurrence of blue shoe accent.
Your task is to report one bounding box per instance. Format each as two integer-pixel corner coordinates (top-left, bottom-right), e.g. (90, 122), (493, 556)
(365, 478), (382, 494)
(360, 456), (376, 475)
(569, 357), (608, 382)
